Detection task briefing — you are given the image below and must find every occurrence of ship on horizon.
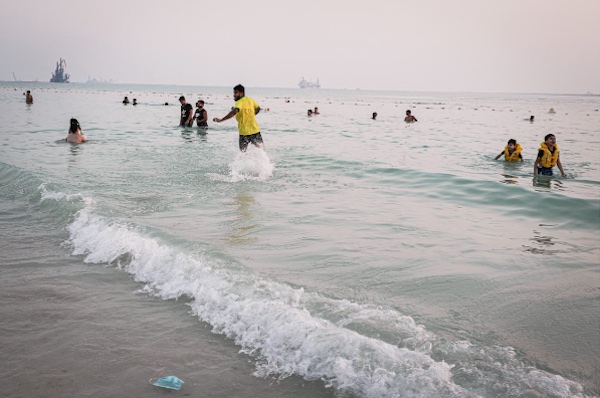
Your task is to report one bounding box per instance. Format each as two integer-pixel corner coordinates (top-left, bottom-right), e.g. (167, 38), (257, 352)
(298, 77), (320, 89)
(50, 58), (70, 83)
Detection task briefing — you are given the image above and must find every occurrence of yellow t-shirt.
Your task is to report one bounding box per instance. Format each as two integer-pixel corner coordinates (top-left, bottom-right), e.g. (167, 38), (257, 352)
(234, 96), (260, 136)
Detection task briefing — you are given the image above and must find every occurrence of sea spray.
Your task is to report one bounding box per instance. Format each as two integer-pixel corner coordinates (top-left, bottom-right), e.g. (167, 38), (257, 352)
(229, 147), (274, 181)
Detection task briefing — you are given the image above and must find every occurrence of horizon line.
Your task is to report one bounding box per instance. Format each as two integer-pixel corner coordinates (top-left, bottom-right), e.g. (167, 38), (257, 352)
(0, 80), (598, 97)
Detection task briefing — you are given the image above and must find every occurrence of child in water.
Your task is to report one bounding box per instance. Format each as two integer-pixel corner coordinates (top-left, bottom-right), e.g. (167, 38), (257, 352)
(404, 109), (417, 122)
(65, 118), (87, 144)
(534, 133), (566, 177)
(495, 139), (522, 161)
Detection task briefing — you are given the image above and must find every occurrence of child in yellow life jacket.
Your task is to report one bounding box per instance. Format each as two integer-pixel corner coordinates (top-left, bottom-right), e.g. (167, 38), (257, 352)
(495, 139), (523, 162)
(534, 133), (567, 177)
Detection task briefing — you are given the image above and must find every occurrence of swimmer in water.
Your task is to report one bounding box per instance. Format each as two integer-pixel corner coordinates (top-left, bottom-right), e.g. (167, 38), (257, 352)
(404, 109), (417, 123)
(495, 139), (523, 161)
(65, 118), (87, 144)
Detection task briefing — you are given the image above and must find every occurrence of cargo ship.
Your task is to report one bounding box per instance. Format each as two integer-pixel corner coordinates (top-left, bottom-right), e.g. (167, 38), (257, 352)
(298, 77), (320, 89)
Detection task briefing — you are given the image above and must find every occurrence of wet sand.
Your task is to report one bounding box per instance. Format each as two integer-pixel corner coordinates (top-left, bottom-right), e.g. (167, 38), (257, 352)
(0, 251), (333, 398)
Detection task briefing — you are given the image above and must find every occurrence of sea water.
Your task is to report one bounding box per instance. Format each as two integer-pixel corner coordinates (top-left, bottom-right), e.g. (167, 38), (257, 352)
(0, 82), (598, 398)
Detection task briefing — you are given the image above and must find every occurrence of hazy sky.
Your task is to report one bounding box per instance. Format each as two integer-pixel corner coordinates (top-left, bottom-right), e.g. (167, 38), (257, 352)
(1, 0), (599, 94)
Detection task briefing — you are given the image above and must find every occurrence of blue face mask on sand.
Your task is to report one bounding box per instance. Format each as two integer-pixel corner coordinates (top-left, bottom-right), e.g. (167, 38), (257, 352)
(150, 376), (184, 390)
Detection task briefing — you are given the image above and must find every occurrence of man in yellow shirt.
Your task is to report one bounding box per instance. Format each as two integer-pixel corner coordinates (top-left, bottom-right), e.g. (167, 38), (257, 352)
(213, 84), (264, 151)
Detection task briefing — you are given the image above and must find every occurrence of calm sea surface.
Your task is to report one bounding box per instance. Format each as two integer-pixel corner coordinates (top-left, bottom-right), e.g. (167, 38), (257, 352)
(1, 82), (599, 398)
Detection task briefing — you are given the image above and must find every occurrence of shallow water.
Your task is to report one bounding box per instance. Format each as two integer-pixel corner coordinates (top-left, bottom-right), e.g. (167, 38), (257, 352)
(1, 82), (599, 397)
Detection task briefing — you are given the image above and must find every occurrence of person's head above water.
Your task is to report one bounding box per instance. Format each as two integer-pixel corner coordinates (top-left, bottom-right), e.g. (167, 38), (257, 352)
(544, 133), (557, 147)
(69, 118), (80, 133)
(406, 110), (411, 115)
(507, 138), (517, 151)
(372, 112), (378, 119)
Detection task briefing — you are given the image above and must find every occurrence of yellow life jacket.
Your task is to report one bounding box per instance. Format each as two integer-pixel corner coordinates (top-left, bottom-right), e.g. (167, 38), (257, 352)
(504, 143), (522, 162)
(538, 142), (559, 168)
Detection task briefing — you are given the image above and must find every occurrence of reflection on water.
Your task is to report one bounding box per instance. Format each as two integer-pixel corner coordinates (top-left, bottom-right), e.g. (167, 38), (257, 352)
(180, 129), (208, 143)
(180, 131), (194, 143)
(226, 194), (261, 245)
(498, 162), (525, 185)
(67, 143), (84, 166)
(532, 175), (564, 191)
(499, 173), (518, 185)
(522, 229), (560, 255)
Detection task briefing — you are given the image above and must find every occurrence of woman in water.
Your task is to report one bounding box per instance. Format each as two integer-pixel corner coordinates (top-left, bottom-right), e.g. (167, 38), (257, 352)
(65, 118), (87, 144)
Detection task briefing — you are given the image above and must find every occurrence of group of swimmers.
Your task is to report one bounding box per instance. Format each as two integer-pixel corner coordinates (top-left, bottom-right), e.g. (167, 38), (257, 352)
(121, 94), (208, 127)
(372, 109), (417, 122)
(122, 96), (137, 105)
(64, 84), (261, 150)
(22, 90), (85, 143)
(24, 86), (569, 177)
(178, 96), (208, 128)
(495, 134), (567, 177)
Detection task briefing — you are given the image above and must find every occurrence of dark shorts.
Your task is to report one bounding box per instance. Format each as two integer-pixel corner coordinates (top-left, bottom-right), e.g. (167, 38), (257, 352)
(239, 132), (263, 151)
(537, 167), (553, 176)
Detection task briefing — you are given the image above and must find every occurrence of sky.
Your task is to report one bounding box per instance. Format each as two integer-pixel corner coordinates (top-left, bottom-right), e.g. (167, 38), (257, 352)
(1, 0), (599, 94)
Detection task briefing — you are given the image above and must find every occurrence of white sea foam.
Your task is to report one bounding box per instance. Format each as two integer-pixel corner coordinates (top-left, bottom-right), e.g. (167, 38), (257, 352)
(229, 147), (274, 181)
(39, 183), (91, 204)
(61, 200), (588, 398)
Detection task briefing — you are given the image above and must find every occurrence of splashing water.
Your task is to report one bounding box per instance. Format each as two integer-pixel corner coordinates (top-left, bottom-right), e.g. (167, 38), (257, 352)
(229, 147), (274, 182)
